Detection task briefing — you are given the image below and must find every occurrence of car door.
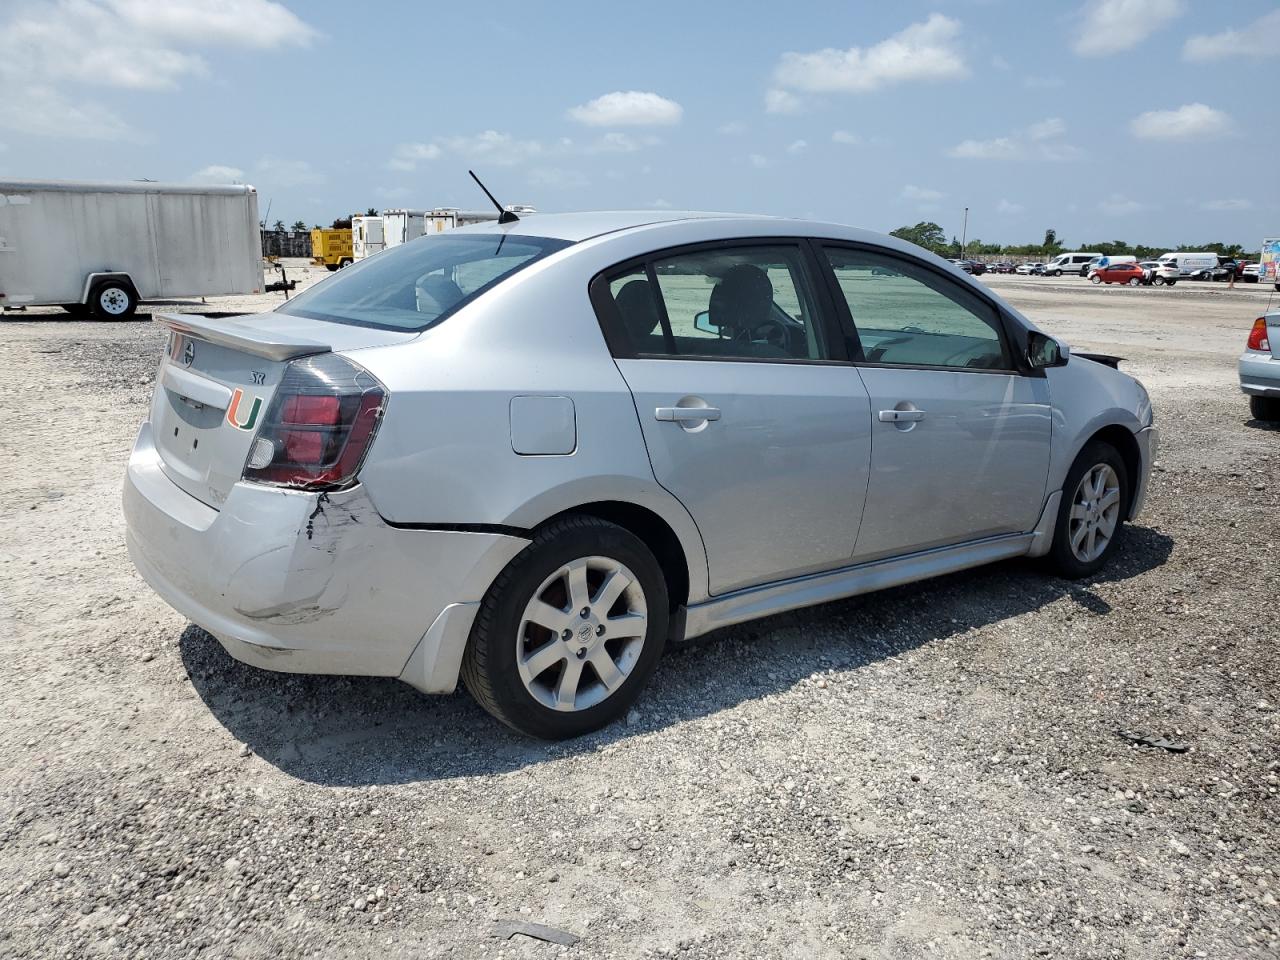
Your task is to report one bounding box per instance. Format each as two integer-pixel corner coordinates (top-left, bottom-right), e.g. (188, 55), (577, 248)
(590, 241), (873, 595)
(819, 244), (1052, 562)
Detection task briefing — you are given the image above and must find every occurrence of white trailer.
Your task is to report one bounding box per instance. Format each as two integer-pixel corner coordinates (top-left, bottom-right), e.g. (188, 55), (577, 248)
(382, 209), (428, 251)
(382, 207), (534, 250)
(351, 215), (384, 260)
(0, 179), (261, 318)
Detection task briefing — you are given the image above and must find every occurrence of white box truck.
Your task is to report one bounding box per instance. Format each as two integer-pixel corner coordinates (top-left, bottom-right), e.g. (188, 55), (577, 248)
(0, 179), (261, 319)
(351, 215), (384, 260)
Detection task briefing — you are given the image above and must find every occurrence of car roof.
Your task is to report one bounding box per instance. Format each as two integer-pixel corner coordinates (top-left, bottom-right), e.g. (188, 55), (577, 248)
(451, 210), (776, 243)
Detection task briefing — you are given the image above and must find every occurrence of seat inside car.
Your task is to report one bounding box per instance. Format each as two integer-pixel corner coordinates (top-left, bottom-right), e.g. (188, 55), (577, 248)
(614, 278), (663, 353)
(709, 264), (786, 358)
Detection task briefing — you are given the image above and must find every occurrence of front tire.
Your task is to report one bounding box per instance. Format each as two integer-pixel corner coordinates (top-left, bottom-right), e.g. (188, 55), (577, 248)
(1051, 269), (1062, 277)
(1046, 441), (1129, 579)
(461, 516), (669, 739)
(1090, 275), (1102, 284)
(1250, 395), (1280, 421)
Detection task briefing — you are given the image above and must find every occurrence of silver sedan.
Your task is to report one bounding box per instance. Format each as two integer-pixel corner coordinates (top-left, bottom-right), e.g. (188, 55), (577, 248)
(123, 212), (1157, 738)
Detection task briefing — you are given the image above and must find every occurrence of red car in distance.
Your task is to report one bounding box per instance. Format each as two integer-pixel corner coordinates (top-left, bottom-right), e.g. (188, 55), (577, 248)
(1090, 262), (1146, 286)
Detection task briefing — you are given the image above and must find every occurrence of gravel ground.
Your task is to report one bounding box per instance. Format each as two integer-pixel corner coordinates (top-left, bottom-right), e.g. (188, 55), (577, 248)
(1, 265), (1277, 959)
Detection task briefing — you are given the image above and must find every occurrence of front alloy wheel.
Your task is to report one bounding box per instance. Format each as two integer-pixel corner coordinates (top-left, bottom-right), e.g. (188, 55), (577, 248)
(1047, 441), (1129, 578)
(461, 515), (668, 738)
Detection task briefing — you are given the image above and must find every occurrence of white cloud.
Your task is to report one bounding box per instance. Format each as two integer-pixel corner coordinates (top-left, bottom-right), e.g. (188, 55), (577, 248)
(1200, 198), (1252, 212)
(1098, 193), (1142, 216)
(0, 84), (132, 140)
(947, 136), (1019, 160)
(748, 154), (770, 169)
(764, 88), (805, 114)
(190, 164), (244, 183)
(786, 139), (808, 155)
(387, 142), (442, 171)
(567, 91), (682, 127)
(997, 199), (1025, 215)
(108, 0), (317, 49)
(586, 132), (659, 154)
(527, 167), (589, 189)
(772, 14), (966, 94)
(1027, 117), (1066, 141)
(831, 130), (861, 145)
(256, 156), (324, 187)
(1130, 103), (1232, 140)
(1184, 9), (1280, 61)
(1073, 0), (1185, 57)
(902, 184), (944, 202)
(717, 121), (747, 135)
(945, 118), (1077, 161)
(439, 130), (543, 166)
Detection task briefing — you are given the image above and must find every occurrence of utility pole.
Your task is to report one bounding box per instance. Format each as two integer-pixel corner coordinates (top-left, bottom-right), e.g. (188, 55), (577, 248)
(960, 206), (969, 260)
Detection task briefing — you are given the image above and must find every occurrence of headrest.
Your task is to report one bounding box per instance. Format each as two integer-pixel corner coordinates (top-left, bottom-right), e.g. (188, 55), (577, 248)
(709, 264), (773, 332)
(614, 278), (661, 346)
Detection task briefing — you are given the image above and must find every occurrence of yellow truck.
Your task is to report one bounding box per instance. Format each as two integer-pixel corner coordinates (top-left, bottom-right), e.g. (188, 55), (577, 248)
(310, 228), (353, 271)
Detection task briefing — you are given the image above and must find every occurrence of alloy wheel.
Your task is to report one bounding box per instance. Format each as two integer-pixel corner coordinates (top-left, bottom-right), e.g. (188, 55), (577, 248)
(516, 556), (648, 712)
(1069, 464), (1121, 563)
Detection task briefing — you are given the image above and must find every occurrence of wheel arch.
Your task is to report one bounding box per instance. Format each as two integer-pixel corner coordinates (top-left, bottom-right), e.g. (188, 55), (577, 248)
(80, 271), (139, 305)
(536, 500), (694, 617)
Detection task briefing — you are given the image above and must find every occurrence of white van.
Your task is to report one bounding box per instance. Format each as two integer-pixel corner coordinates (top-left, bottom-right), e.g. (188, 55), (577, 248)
(1046, 252), (1103, 277)
(1157, 252), (1218, 277)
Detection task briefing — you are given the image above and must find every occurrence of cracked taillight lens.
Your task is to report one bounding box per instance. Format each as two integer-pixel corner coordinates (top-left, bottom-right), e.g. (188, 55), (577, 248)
(243, 353), (386, 490)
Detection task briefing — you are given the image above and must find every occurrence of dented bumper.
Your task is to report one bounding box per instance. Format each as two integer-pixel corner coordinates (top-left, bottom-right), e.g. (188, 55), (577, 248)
(123, 421), (527, 684)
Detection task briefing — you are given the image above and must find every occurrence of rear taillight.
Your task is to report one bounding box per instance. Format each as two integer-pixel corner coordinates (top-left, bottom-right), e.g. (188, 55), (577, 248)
(1247, 318), (1271, 352)
(243, 354), (386, 490)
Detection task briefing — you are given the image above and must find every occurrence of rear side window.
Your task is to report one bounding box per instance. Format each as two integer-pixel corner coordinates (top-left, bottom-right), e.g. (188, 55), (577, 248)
(824, 247), (1011, 371)
(600, 245), (831, 362)
(278, 233), (569, 331)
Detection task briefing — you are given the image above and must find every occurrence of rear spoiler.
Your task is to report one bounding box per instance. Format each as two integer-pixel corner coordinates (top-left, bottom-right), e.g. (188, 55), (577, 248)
(155, 313), (331, 362)
(1075, 352), (1124, 369)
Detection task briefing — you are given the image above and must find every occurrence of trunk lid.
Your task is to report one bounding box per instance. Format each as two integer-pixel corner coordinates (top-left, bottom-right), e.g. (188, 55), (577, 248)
(1267, 313), (1280, 361)
(149, 312), (413, 507)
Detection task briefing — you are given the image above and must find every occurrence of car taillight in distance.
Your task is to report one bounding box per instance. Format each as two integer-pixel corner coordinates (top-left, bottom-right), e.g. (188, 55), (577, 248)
(243, 353), (386, 490)
(1246, 318), (1270, 352)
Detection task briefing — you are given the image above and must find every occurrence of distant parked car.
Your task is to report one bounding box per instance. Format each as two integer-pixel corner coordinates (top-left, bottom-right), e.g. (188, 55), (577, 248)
(1016, 262), (1046, 275)
(947, 259), (974, 274)
(1240, 262), (1259, 283)
(1240, 313), (1280, 421)
(1138, 260), (1180, 286)
(1090, 262), (1146, 286)
(966, 260), (988, 276)
(1046, 252), (1103, 277)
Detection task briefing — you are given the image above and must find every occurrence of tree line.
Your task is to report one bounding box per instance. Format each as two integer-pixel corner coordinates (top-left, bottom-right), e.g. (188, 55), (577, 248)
(888, 222), (1259, 261)
(260, 208), (381, 233)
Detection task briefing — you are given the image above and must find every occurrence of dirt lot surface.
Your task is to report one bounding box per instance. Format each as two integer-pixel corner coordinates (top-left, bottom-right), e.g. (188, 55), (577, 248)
(1, 266), (1277, 959)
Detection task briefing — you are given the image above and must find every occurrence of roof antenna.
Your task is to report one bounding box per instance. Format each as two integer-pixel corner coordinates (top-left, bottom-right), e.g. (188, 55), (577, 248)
(469, 170), (519, 224)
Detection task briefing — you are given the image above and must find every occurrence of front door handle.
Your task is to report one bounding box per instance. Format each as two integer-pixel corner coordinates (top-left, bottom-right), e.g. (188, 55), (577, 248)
(655, 405), (721, 423)
(878, 408), (926, 422)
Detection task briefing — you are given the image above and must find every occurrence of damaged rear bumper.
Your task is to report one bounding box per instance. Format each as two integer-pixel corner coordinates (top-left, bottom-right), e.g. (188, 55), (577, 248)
(123, 421), (527, 688)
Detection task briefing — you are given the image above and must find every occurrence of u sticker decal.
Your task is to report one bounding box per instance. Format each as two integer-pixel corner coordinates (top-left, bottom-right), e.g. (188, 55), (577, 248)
(226, 388), (263, 431)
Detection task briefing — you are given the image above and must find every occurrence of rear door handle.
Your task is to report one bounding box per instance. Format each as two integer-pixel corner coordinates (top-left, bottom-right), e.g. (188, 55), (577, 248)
(655, 405), (721, 423)
(878, 408), (926, 422)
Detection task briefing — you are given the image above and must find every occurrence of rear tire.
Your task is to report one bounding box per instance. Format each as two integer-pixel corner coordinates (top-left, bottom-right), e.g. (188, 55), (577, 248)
(325, 263), (339, 272)
(88, 279), (137, 320)
(461, 515), (669, 739)
(338, 257), (353, 269)
(1250, 395), (1280, 421)
(1128, 277), (1140, 286)
(1046, 441), (1129, 579)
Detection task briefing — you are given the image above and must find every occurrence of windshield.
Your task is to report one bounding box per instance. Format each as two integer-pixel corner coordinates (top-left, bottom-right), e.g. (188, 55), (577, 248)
(278, 233), (571, 331)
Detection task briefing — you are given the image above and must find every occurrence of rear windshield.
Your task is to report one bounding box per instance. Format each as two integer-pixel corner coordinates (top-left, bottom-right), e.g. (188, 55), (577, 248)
(277, 233), (571, 331)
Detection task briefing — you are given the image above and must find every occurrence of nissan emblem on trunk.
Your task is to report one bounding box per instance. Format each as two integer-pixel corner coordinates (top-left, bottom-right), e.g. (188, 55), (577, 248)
(182, 340), (195, 367)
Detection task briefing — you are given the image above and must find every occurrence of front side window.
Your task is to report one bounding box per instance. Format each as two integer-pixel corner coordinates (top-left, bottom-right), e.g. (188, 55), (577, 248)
(278, 233), (569, 331)
(824, 247), (1011, 370)
(605, 245), (829, 361)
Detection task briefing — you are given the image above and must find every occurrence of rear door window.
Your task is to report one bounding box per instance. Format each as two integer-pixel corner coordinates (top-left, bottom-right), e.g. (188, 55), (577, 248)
(599, 244), (833, 362)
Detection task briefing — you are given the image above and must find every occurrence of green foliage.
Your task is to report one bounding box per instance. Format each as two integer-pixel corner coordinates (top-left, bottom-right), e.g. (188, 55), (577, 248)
(365, 207), (379, 217)
(291, 220), (307, 232)
(889, 221), (947, 253)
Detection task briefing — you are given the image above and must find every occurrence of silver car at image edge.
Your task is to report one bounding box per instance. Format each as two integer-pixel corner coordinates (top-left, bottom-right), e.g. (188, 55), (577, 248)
(123, 211), (1157, 738)
(1239, 311), (1280, 421)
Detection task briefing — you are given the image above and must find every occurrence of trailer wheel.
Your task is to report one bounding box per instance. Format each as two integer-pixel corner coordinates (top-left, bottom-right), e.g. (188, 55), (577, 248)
(89, 279), (137, 320)
(325, 263), (339, 272)
(338, 258), (353, 269)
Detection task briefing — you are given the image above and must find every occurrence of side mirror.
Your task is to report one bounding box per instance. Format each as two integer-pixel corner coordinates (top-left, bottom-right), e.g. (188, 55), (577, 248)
(693, 310), (720, 335)
(1028, 331), (1069, 369)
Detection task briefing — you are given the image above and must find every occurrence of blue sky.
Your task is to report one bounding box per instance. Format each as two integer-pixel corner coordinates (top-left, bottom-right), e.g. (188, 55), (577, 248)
(1, 0), (1276, 247)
